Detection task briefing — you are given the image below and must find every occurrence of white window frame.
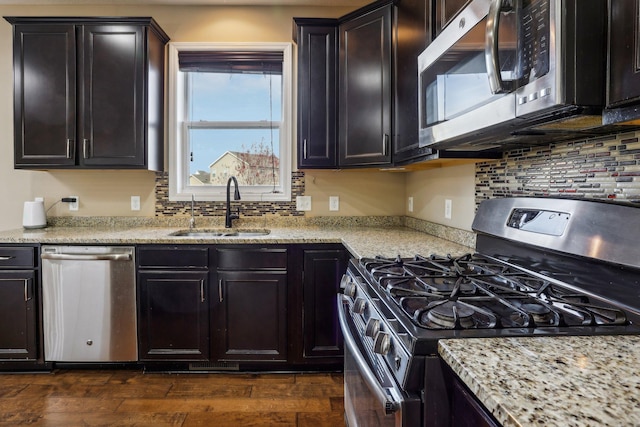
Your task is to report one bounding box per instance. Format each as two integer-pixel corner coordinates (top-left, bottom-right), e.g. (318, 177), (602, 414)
(167, 42), (292, 202)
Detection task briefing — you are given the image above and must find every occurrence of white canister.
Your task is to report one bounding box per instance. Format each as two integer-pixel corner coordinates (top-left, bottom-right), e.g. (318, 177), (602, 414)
(23, 200), (47, 229)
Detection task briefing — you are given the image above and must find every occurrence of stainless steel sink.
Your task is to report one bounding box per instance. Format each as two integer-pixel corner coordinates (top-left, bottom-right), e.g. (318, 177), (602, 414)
(169, 229), (270, 238)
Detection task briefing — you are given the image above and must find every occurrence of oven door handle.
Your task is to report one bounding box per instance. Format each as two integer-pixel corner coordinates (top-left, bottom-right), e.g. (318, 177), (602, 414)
(338, 295), (401, 415)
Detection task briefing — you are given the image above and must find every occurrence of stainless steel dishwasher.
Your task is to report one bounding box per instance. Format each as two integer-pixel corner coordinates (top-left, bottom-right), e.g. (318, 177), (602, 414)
(41, 246), (137, 362)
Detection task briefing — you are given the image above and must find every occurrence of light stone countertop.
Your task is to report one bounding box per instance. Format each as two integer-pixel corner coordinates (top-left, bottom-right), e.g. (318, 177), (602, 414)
(439, 336), (640, 427)
(0, 224), (472, 259)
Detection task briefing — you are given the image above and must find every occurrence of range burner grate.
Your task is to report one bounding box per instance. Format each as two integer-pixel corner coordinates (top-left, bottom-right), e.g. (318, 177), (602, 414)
(360, 254), (629, 330)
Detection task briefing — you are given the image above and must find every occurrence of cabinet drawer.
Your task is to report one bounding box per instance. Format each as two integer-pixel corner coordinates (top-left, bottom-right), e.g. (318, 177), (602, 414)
(0, 247), (36, 268)
(137, 246), (209, 269)
(217, 248), (287, 270)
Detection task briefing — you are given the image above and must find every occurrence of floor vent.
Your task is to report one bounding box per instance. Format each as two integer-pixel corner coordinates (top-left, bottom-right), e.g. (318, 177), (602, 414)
(189, 361), (240, 371)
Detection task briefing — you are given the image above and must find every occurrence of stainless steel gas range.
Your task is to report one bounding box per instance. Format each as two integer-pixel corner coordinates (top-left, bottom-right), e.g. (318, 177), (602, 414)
(338, 197), (640, 427)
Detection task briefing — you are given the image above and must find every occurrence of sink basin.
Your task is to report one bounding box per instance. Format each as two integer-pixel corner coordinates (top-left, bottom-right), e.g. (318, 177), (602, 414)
(169, 229), (270, 238)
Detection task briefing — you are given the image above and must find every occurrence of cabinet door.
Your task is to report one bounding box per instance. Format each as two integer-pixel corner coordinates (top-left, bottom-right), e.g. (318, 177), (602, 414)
(393, 0), (433, 163)
(0, 271), (37, 360)
(78, 24), (146, 167)
(138, 270), (209, 361)
(12, 24), (76, 167)
(302, 249), (347, 359)
(213, 271), (288, 361)
(607, 0), (640, 107)
(451, 374), (500, 427)
(296, 21), (338, 168)
(339, 5), (392, 167)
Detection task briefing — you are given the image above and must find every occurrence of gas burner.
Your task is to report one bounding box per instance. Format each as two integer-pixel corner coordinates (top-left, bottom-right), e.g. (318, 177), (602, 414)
(516, 301), (558, 326)
(384, 276), (476, 297)
(425, 301), (476, 329)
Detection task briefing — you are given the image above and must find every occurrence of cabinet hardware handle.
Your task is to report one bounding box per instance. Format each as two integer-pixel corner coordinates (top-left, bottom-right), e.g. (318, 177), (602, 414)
(303, 139), (308, 159)
(200, 280), (205, 303)
(382, 134), (389, 156)
(66, 139), (73, 159)
(218, 279), (223, 302)
(83, 139), (90, 159)
(0, 256), (15, 261)
(24, 279), (32, 302)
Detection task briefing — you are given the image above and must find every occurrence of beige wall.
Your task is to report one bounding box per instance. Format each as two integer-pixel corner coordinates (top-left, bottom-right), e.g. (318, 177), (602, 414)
(0, 3), (412, 231)
(404, 163), (477, 231)
(304, 169), (407, 216)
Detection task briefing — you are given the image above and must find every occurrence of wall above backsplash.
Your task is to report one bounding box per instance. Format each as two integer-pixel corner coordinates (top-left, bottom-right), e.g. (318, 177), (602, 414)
(475, 132), (640, 204)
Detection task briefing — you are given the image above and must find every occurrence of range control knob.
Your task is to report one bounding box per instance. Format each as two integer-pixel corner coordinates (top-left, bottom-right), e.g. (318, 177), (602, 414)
(353, 298), (367, 314)
(365, 319), (381, 338)
(341, 275), (357, 297)
(373, 332), (391, 355)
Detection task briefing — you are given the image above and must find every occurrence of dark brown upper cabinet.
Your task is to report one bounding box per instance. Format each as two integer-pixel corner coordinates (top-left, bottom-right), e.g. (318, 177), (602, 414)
(294, 19), (339, 169)
(338, 3), (393, 167)
(393, 0), (434, 164)
(6, 17), (169, 170)
(607, 0), (640, 109)
(433, 0), (471, 38)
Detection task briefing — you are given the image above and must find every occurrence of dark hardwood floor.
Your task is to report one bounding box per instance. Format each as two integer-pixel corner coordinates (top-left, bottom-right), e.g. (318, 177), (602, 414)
(0, 369), (345, 426)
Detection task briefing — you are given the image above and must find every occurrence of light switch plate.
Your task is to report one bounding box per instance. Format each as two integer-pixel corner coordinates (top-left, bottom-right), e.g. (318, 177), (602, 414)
(296, 196), (312, 211)
(329, 196), (339, 211)
(408, 197), (414, 213)
(445, 199), (452, 219)
(131, 196), (141, 211)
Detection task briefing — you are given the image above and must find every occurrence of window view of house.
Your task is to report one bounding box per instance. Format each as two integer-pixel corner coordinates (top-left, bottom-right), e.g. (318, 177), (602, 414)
(168, 44), (291, 201)
(183, 53), (283, 189)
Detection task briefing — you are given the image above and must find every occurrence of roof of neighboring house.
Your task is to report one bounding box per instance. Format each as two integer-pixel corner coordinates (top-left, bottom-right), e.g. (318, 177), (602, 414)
(208, 150), (280, 169)
(190, 170), (211, 184)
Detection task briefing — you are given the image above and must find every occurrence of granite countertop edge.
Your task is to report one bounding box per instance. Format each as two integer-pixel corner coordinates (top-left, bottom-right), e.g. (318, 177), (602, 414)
(0, 223), (473, 259)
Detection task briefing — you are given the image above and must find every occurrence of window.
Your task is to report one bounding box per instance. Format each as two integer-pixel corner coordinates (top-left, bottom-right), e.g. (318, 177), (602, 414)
(168, 42), (292, 202)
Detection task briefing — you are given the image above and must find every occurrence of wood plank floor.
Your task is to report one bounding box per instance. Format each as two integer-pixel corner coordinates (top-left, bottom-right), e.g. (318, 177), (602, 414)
(0, 369), (345, 426)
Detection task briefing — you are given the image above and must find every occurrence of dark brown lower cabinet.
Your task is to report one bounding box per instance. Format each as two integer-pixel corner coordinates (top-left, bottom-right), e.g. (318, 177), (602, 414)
(0, 270), (38, 361)
(135, 244), (346, 369)
(0, 245), (42, 369)
(136, 246), (210, 361)
(302, 248), (347, 360)
(444, 362), (500, 427)
(212, 271), (288, 361)
(137, 271), (209, 361)
(212, 247), (288, 362)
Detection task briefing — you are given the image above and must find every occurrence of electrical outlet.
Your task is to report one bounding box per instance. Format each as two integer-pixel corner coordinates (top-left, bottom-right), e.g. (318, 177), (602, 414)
(329, 196), (340, 211)
(445, 199), (452, 219)
(408, 197), (414, 213)
(296, 195), (312, 211)
(69, 196), (79, 211)
(131, 196), (141, 211)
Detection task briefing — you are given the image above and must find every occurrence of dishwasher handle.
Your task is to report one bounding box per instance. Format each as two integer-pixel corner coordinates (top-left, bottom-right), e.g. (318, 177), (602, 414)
(41, 252), (132, 261)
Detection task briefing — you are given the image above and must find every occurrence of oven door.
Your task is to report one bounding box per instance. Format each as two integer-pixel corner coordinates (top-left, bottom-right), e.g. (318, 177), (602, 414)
(338, 295), (421, 427)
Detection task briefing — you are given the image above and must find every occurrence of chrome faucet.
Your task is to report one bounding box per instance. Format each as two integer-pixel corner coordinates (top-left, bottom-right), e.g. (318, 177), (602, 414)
(189, 194), (196, 230)
(225, 176), (241, 228)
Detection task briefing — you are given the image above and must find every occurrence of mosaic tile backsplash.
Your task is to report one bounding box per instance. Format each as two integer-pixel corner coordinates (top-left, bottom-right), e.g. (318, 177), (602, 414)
(154, 171), (305, 217)
(476, 132), (640, 205)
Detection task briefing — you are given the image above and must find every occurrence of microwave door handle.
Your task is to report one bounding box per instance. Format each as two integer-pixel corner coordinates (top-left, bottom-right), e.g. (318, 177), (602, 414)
(485, 0), (514, 94)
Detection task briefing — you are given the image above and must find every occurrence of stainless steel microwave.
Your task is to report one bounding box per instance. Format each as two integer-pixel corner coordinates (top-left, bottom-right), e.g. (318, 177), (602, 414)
(418, 0), (609, 151)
